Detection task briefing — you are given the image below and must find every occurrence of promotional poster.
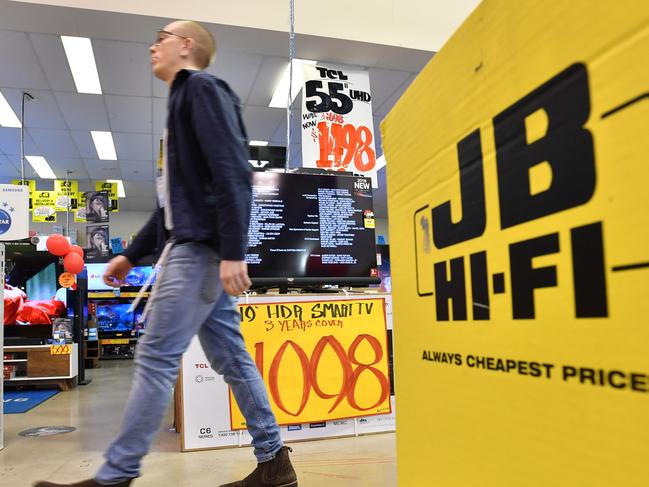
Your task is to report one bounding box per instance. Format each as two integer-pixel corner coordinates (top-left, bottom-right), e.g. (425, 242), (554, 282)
(86, 225), (109, 257)
(85, 191), (109, 224)
(301, 64), (381, 187)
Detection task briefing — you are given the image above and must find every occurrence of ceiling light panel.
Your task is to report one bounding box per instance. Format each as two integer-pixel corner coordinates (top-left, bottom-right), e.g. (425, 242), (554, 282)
(0, 91), (21, 128)
(249, 140), (269, 146)
(61, 36), (102, 94)
(91, 131), (117, 160)
(107, 179), (126, 197)
(269, 59), (317, 108)
(26, 156), (56, 179)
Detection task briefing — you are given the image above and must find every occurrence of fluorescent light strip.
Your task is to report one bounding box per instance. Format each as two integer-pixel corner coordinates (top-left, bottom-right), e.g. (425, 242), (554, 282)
(269, 59), (317, 108)
(91, 131), (117, 160)
(26, 156), (56, 179)
(249, 140), (269, 146)
(107, 179), (126, 197)
(61, 36), (102, 94)
(0, 90), (21, 128)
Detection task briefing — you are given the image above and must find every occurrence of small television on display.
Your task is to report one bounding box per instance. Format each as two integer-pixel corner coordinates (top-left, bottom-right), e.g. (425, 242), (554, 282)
(86, 263), (155, 291)
(95, 301), (133, 334)
(245, 172), (379, 288)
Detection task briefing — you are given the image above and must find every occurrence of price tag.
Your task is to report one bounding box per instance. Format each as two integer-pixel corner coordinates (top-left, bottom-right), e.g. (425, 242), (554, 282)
(301, 65), (379, 186)
(58, 272), (75, 288)
(50, 344), (71, 355)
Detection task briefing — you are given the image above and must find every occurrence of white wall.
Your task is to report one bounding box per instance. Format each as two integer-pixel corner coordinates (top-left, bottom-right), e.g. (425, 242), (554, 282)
(30, 210), (152, 247)
(17, 0), (481, 52)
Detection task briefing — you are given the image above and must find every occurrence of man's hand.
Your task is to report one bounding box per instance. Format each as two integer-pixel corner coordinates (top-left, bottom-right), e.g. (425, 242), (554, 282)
(103, 255), (133, 288)
(220, 260), (252, 296)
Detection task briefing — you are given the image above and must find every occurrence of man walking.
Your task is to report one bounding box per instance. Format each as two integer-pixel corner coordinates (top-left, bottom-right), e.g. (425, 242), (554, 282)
(35, 20), (297, 487)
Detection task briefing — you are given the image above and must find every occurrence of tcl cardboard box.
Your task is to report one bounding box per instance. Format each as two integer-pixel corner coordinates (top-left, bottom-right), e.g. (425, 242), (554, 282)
(381, 1), (649, 485)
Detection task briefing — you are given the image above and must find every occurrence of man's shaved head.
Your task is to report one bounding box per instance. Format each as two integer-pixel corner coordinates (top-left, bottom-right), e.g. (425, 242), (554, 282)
(167, 20), (216, 69)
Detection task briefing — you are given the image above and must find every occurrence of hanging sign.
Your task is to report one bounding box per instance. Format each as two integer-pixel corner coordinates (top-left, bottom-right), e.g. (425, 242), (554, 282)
(74, 192), (87, 222)
(32, 191), (57, 223)
(95, 182), (119, 212)
(0, 185), (29, 240)
(301, 65), (379, 187)
(229, 298), (391, 428)
(12, 179), (35, 211)
(54, 180), (79, 211)
(381, 0), (649, 485)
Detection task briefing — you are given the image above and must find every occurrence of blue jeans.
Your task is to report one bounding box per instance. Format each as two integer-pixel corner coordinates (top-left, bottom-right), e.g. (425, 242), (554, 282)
(96, 243), (282, 483)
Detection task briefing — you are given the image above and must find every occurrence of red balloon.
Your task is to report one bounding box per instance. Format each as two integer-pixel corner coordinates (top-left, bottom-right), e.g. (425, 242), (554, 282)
(69, 244), (84, 258)
(46, 234), (70, 257)
(63, 252), (85, 275)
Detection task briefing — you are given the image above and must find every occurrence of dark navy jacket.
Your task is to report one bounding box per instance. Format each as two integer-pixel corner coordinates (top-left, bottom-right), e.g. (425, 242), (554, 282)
(124, 69), (252, 263)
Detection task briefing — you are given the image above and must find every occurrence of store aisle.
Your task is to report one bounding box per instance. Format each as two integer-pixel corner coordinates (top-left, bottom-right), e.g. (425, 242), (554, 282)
(1, 362), (396, 486)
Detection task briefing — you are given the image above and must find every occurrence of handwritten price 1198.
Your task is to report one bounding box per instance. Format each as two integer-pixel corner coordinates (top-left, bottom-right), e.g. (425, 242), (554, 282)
(254, 334), (390, 417)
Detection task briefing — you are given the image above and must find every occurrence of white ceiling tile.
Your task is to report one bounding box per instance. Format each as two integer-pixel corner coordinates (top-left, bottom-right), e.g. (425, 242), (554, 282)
(119, 161), (153, 182)
(113, 133), (151, 161)
(4, 152), (48, 181)
(242, 106), (285, 141)
(70, 130), (98, 159)
(29, 33), (77, 93)
(0, 154), (20, 178)
(105, 95), (152, 133)
(84, 159), (120, 180)
(54, 92), (110, 130)
(46, 156), (88, 180)
(0, 2), (80, 35)
(0, 88), (67, 129)
(0, 30), (49, 90)
(374, 73), (417, 117)
(93, 40), (152, 97)
(27, 129), (80, 158)
(367, 69), (413, 110)
(0, 127), (40, 157)
(120, 160), (154, 182)
(246, 56), (290, 107)
(207, 50), (264, 103)
(152, 97), (167, 136)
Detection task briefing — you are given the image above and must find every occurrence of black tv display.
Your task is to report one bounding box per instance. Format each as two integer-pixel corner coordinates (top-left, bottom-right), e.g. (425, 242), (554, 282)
(246, 172), (379, 287)
(95, 301), (133, 334)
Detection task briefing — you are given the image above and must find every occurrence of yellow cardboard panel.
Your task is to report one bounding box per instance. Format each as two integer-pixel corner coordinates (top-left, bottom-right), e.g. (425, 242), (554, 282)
(382, 1), (649, 485)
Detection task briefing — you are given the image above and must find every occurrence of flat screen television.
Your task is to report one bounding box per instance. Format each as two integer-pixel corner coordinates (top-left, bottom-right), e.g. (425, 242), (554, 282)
(25, 262), (58, 301)
(95, 301), (133, 334)
(246, 172), (379, 287)
(86, 263), (155, 291)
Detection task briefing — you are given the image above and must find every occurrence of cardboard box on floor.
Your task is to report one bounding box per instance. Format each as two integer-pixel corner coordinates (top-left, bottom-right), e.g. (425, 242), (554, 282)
(381, 1), (649, 485)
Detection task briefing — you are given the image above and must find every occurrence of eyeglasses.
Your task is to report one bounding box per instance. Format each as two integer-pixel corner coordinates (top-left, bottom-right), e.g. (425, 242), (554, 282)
(152, 30), (188, 46)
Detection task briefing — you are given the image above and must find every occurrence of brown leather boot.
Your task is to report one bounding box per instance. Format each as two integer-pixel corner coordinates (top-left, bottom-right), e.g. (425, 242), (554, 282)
(33, 479), (132, 487)
(220, 446), (297, 487)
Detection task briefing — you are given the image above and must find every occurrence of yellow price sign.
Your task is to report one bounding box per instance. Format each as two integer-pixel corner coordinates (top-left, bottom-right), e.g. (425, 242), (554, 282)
(230, 298), (390, 429)
(50, 344), (71, 355)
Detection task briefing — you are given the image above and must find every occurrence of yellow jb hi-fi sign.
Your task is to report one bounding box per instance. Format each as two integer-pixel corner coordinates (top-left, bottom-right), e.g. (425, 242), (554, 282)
(381, 1), (649, 486)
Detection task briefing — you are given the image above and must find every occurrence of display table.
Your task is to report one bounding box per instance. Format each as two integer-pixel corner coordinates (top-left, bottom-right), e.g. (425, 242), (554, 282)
(4, 344), (79, 390)
(175, 292), (394, 452)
